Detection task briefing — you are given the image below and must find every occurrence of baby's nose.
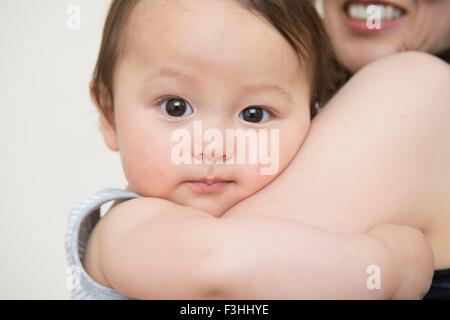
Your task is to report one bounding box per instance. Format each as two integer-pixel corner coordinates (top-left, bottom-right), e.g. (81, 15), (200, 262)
(191, 120), (233, 163)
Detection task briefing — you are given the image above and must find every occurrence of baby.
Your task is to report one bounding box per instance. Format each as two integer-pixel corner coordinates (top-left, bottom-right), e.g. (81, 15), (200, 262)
(65, 0), (437, 299)
(89, 0), (335, 218)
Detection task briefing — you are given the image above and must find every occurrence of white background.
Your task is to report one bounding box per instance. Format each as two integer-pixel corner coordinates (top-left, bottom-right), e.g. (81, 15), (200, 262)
(0, 0), (127, 299)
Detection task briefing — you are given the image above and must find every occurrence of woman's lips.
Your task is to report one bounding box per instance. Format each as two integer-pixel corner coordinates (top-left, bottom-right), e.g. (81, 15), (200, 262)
(345, 16), (403, 34)
(187, 179), (233, 193)
(343, 1), (407, 35)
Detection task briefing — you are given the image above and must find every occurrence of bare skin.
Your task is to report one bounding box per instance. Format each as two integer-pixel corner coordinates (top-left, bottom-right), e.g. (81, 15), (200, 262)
(81, 0), (450, 302)
(83, 51), (449, 299)
(223, 52), (450, 269)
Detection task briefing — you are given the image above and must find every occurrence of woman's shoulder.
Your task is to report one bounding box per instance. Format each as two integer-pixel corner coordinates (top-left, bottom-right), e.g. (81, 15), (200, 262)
(331, 51), (450, 267)
(364, 51), (449, 69)
(355, 51), (450, 85)
(338, 51), (450, 121)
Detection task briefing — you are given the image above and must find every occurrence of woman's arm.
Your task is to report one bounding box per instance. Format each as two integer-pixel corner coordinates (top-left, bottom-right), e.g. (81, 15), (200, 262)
(95, 197), (433, 299)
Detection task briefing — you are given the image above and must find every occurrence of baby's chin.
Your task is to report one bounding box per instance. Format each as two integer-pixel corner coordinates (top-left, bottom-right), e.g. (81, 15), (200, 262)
(179, 197), (239, 218)
(126, 183), (245, 217)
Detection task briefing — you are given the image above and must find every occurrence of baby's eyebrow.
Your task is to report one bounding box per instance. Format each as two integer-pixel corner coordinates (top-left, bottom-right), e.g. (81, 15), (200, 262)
(143, 66), (294, 103)
(144, 67), (195, 83)
(241, 83), (294, 104)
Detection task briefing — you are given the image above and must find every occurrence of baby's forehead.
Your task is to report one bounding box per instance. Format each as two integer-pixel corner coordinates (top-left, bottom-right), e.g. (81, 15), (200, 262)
(120, 0), (304, 84)
(125, 0), (266, 44)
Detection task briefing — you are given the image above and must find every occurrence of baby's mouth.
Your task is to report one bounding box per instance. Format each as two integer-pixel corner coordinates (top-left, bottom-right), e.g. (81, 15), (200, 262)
(186, 178), (234, 194)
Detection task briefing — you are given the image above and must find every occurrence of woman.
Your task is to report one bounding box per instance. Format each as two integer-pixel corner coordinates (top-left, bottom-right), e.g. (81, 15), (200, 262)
(322, 0), (450, 71)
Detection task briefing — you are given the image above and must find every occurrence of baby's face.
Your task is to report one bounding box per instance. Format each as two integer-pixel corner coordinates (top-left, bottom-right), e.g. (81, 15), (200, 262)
(103, 0), (311, 217)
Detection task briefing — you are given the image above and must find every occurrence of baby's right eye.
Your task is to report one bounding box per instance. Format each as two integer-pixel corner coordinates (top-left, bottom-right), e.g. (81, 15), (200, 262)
(158, 96), (194, 118)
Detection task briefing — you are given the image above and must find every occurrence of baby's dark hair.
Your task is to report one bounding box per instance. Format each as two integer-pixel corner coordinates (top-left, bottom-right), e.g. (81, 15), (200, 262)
(91, 0), (340, 126)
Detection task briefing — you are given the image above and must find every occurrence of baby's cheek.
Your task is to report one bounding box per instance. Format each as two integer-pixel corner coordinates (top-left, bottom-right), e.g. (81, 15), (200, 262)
(239, 134), (300, 188)
(279, 123), (309, 163)
(236, 164), (278, 196)
(120, 138), (179, 197)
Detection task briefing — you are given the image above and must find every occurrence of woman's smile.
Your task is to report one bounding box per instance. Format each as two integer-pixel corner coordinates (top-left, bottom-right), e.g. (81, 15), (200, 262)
(343, 0), (407, 35)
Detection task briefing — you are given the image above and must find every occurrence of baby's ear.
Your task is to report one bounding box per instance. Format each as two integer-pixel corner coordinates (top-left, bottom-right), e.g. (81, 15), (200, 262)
(89, 81), (119, 152)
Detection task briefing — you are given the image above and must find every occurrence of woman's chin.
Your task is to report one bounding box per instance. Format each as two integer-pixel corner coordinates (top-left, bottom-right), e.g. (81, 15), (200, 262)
(338, 46), (398, 73)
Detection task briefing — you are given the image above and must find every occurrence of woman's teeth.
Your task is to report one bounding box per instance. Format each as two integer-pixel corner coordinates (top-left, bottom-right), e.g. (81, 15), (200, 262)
(346, 3), (405, 21)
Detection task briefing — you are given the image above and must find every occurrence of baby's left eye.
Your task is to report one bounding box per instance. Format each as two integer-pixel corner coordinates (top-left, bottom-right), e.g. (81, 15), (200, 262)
(239, 106), (273, 123)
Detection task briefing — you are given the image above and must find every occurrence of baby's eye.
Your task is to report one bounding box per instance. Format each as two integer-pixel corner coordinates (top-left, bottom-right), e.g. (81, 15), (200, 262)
(159, 97), (194, 118)
(239, 106), (273, 123)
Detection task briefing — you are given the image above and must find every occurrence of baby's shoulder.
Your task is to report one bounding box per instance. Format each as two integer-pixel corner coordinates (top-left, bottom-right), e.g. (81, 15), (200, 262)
(83, 196), (177, 281)
(65, 188), (142, 299)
